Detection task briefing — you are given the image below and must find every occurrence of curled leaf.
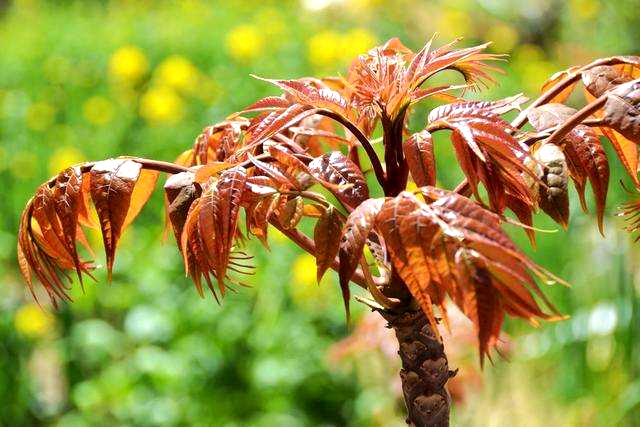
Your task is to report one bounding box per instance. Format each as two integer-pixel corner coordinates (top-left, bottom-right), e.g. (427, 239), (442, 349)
(602, 80), (640, 144)
(533, 143), (570, 228)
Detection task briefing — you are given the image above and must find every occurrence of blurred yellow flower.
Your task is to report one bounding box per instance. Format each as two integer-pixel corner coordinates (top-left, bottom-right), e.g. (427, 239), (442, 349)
(340, 28), (376, 61)
(290, 253), (333, 307)
(109, 46), (149, 84)
(485, 23), (519, 52)
(308, 30), (343, 68)
(26, 101), (56, 131)
(308, 29), (376, 69)
(48, 146), (85, 176)
(82, 96), (115, 126)
(226, 25), (264, 62)
(139, 86), (184, 125)
(570, 0), (600, 19)
(156, 55), (200, 93)
(14, 303), (55, 338)
(292, 253), (317, 286)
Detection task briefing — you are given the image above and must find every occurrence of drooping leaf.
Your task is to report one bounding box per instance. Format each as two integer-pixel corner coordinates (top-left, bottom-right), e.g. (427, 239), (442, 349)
(601, 80), (640, 143)
(314, 206), (343, 284)
(276, 196), (305, 229)
(403, 130), (436, 187)
(539, 66), (581, 103)
(528, 104), (611, 232)
(338, 198), (385, 291)
(89, 159), (143, 279)
(375, 192), (441, 333)
(164, 171), (201, 244)
(198, 167), (248, 291)
(428, 98), (534, 212)
(532, 143), (570, 228)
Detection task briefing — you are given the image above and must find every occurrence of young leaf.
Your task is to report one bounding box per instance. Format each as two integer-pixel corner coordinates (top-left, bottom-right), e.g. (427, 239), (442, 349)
(533, 143), (570, 228)
(314, 206), (343, 284)
(198, 167), (248, 291)
(90, 159), (144, 279)
(308, 152), (369, 208)
(338, 198), (385, 291)
(602, 80), (640, 144)
(528, 104), (611, 232)
(403, 130), (436, 187)
(164, 171), (201, 244)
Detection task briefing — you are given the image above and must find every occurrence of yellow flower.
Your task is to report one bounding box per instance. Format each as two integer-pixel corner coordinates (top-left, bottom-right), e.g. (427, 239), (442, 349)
(82, 96), (115, 126)
(226, 25), (264, 62)
(14, 303), (55, 338)
(155, 55), (200, 93)
(290, 253), (334, 307)
(339, 28), (376, 61)
(308, 29), (376, 69)
(48, 146), (85, 176)
(26, 101), (56, 131)
(570, 0), (600, 19)
(109, 46), (149, 84)
(139, 86), (184, 125)
(485, 23), (520, 52)
(308, 30), (343, 68)
(292, 253), (317, 286)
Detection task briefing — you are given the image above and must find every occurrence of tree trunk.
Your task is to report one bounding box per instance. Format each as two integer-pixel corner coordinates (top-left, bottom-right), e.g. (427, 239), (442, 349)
(381, 309), (454, 427)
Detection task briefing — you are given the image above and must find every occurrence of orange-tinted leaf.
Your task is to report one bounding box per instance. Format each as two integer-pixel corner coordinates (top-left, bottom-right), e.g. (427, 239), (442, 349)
(602, 80), (640, 144)
(164, 171), (201, 244)
(539, 66), (581, 103)
(89, 159), (143, 279)
(314, 206), (343, 284)
(404, 130), (436, 187)
(338, 198), (384, 291)
(528, 104), (611, 232)
(198, 167), (248, 291)
(308, 152), (369, 208)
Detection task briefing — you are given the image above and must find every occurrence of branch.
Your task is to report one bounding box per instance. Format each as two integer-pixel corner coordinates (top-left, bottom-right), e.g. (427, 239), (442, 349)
(546, 94), (608, 146)
(318, 110), (387, 187)
(511, 56), (631, 130)
(271, 221), (369, 290)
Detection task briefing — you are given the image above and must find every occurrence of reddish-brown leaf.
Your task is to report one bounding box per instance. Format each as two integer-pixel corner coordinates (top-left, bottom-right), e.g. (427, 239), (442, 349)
(164, 171), (201, 245)
(308, 152), (369, 208)
(89, 159), (144, 279)
(403, 130), (436, 187)
(528, 104), (610, 232)
(314, 206), (343, 284)
(198, 167), (248, 291)
(338, 198), (384, 291)
(602, 80), (640, 143)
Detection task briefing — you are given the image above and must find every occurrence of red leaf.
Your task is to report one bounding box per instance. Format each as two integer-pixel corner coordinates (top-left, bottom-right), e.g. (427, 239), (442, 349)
(338, 198), (384, 291)
(308, 152), (369, 208)
(404, 130), (436, 187)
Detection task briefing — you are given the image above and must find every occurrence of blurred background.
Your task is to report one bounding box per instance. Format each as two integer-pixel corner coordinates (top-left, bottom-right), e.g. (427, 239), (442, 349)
(1, 0), (640, 425)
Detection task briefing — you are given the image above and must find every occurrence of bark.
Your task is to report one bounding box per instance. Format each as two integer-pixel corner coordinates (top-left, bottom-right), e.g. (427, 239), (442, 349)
(381, 309), (454, 427)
